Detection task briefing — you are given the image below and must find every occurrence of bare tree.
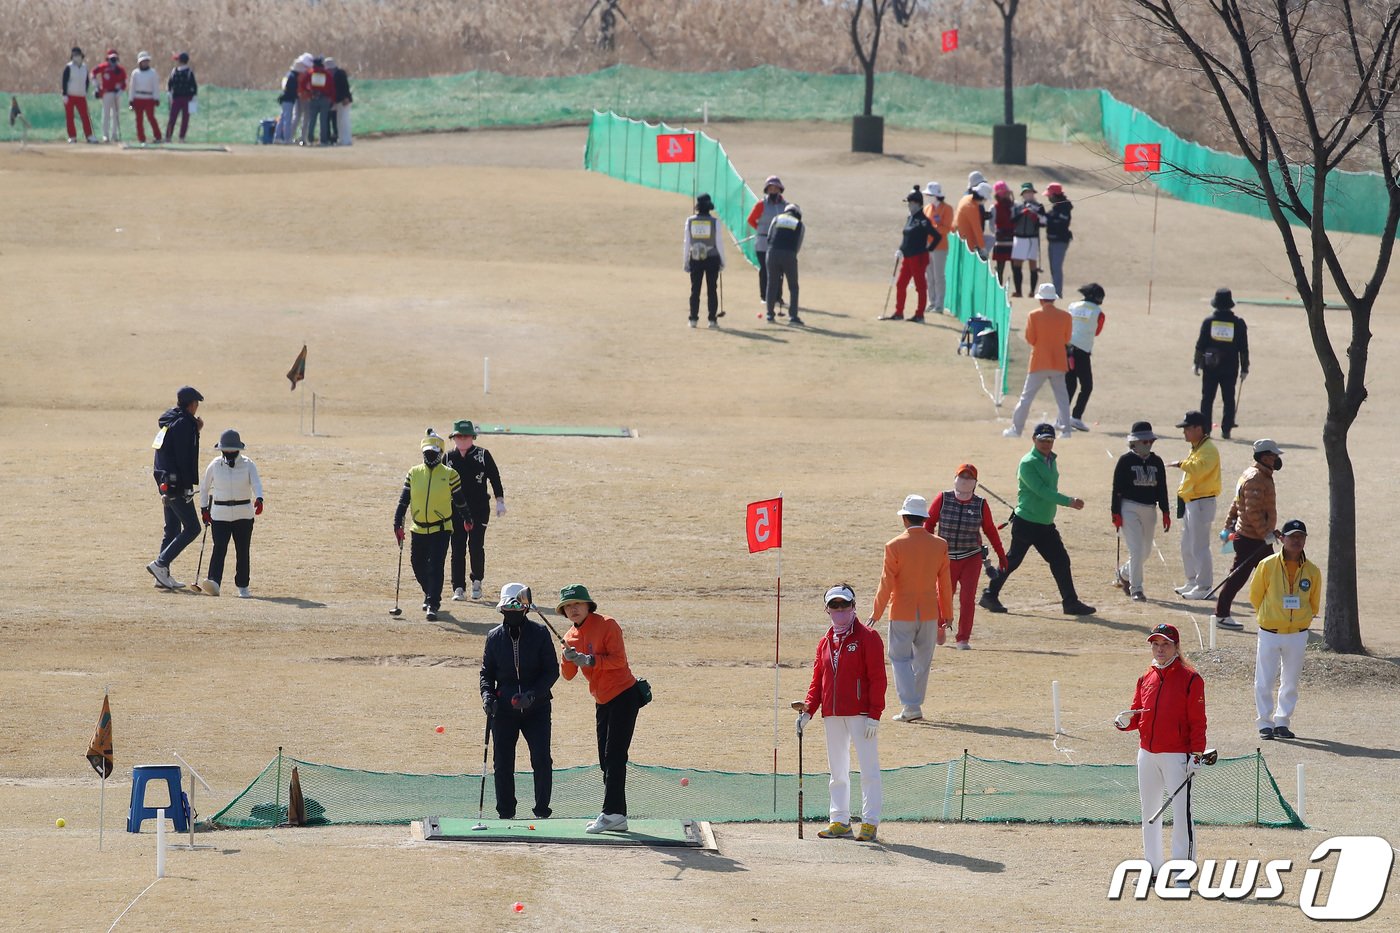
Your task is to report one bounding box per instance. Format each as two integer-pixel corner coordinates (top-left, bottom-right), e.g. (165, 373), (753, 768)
(850, 0), (920, 117)
(1125, 0), (1400, 653)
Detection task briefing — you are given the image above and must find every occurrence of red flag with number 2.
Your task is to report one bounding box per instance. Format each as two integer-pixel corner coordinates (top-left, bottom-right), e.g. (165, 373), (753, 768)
(746, 498), (782, 553)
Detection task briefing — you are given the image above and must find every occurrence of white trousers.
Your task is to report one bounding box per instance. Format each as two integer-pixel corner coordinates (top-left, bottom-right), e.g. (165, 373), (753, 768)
(1009, 370), (1071, 433)
(1117, 500), (1158, 595)
(102, 93), (122, 140)
(823, 715), (882, 825)
(887, 619), (936, 709)
(1179, 496), (1216, 591)
(925, 250), (948, 313)
(1137, 747), (1195, 873)
(1256, 629), (1307, 729)
(334, 101), (352, 144)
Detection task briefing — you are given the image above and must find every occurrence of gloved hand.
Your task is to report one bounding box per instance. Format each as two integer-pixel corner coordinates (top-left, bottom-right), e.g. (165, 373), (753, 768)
(462, 519), (473, 533)
(495, 498), (506, 517)
(394, 526), (405, 544)
(563, 646), (580, 664)
(201, 508), (212, 526)
(574, 652), (596, 668)
(999, 557), (1009, 572)
(1114, 711), (1134, 730)
(1162, 513), (1172, 532)
(1193, 366), (1201, 376)
(795, 710), (811, 736)
(511, 691), (535, 711)
(482, 694), (496, 716)
(1112, 513), (1123, 529)
(895, 249), (904, 261)
(255, 497), (264, 516)
(1240, 371), (1249, 382)
(861, 715), (878, 741)
(1187, 753), (1205, 773)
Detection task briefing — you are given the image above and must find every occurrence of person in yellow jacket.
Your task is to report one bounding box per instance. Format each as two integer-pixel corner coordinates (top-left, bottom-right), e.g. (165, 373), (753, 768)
(1169, 410), (1222, 600)
(393, 429), (468, 621)
(1249, 519), (1321, 741)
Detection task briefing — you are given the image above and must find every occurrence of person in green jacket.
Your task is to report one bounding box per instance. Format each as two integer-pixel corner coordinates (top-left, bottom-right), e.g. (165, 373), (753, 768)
(393, 429), (469, 621)
(980, 423), (1097, 616)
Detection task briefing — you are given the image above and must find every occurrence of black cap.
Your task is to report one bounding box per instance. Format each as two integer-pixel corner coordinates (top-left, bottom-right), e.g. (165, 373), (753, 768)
(1078, 282), (1105, 304)
(177, 385), (204, 406)
(1176, 410), (1208, 428)
(1031, 422), (1057, 439)
(1212, 287), (1234, 310)
(1281, 519), (1308, 536)
(905, 186), (924, 204)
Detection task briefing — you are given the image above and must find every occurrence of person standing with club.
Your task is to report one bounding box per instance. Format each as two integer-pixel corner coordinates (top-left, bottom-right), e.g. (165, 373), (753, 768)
(1063, 282), (1105, 432)
(765, 203), (805, 326)
(444, 420), (505, 602)
(165, 52), (197, 143)
(1115, 623), (1208, 883)
(1212, 438), (1283, 630)
(1111, 422), (1171, 602)
(480, 583), (558, 820)
(1169, 410), (1221, 600)
(393, 429), (468, 621)
(558, 584), (644, 834)
(921, 182), (954, 315)
(881, 187), (938, 322)
(1195, 288), (1249, 439)
(747, 175), (789, 312)
(147, 385), (204, 589)
(869, 495), (952, 721)
(1250, 519), (1321, 741)
(128, 52), (162, 143)
(795, 584), (886, 842)
(1003, 284), (1074, 439)
(92, 50), (126, 143)
(923, 464), (1008, 649)
(980, 423), (1096, 616)
(198, 429), (264, 598)
(1044, 183), (1073, 298)
(683, 193), (726, 329)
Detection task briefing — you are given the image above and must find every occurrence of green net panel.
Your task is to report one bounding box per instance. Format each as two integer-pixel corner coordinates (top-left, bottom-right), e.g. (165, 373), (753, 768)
(209, 751), (1303, 830)
(945, 233), (1013, 397)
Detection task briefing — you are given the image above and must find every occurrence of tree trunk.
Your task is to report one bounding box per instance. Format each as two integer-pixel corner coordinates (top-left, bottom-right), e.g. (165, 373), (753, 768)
(863, 63), (875, 117)
(1322, 416), (1364, 652)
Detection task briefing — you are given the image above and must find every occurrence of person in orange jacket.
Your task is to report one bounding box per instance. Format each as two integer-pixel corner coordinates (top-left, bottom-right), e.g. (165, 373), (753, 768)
(870, 494), (952, 722)
(795, 584), (887, 842)
(922, 181), (955, 314)
(1115, 623), (1209, 881)
(559, 584), (645, 835)
(954, 180), (991, 259)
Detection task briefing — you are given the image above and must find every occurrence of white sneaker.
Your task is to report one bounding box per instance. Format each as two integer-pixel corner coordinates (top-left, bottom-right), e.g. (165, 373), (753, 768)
(452, 587), (466, 601)
(1174, 584), (1191, 596)
(955, 641), (970, 650)
(202, 579), (221, 596)
(1212, 614), (1243, 630)
(1059, 428), (1073, 439)
(1180, 586), (1213, 600)
(585, 812), (629, 834)
(891, 706), (924, 722)
(471, 580), (482, 599)
(1070, 418), (1090, 431)
(237, 586), (252, 598)
(688, 319), (697, 328)
(146, 560), (174, 588)
(1002, 427), (1022, 438)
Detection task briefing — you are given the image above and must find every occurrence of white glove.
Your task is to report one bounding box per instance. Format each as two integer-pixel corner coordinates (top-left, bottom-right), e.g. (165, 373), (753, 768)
(495, 497), (506, 517)
(795, 710), (810, 736)
(1186, 754), (1204, 774)
(1114, 711), (1133, 730)
(895, 249), (904, 261)
(861, 715), (878, 741)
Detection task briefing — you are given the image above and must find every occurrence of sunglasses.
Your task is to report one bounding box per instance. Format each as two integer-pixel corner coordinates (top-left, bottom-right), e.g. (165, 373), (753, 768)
(826, 600), (853, 610)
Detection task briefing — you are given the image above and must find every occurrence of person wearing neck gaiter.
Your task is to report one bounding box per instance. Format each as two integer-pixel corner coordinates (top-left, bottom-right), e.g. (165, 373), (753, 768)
(1115, 623), (1208, 881)
(198, 429), (264, 597)
(480, 583), (559, 820)
(795, 585), (887, 843)
(924, 464), (1007, 649)
(746, 175), (789, 315)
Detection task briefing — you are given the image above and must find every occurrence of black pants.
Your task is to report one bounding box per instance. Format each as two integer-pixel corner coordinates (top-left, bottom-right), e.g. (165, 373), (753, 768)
(450, 520), (488, 590)
(688, 254), (720, 321)
(596, 683), (643, 816)
(765, 249), (799, 318)
(757, 249), (784, 304)
(1064, 347), (1094, 419)
(1201, 365), (1239, 434)
(156, 478), (201, 567)
(986, 514), (1080, 605)
(410, 530), (451, 610)
(1214, 535), (1272, 617)
(492, 704), (553, 818)
(207, 518), (254, 587)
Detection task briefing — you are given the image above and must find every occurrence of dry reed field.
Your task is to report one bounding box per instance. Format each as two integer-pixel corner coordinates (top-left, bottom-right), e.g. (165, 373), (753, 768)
(2, 121), (1398, 929)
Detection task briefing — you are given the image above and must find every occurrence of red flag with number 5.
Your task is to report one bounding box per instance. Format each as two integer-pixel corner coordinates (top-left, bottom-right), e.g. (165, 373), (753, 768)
(941, 29), (959, 52)
(746, 498), (782, 553)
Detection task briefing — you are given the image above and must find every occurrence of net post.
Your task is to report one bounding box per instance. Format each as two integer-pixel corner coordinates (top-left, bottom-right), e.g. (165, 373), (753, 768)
(959, 749), (968, 820)
(275, 746), (283, 826)
(1255, 747), (1261, 826)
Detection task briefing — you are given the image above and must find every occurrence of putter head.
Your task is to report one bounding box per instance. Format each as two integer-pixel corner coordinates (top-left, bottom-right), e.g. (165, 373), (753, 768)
(388, 607), (403, 616)
(471, 821), (488, 831)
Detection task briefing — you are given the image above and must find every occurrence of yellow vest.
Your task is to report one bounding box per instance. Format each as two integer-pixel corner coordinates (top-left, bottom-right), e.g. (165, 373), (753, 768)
(1249, 554), (1322, 633)
(1178, 437), (1222, 500)
(406, 463), (461, 534)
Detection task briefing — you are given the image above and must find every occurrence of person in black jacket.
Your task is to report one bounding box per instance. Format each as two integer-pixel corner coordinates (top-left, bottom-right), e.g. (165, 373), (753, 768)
(1111, 421), (1172, 602)
(480, 583), (559, 820)
(445, 420), (505, 601)
(1195, 288), (1250, 439)
(324, 56), (353, 145)
(882, 186), (940, 322)
(764, 203), (804, 325)
(165, 52), (197, 142)
(148, 385), (204, 589)
(1044, 183), (1073, 298)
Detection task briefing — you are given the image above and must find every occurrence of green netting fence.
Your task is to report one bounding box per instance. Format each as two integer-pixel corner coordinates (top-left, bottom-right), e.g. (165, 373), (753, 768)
(208, 751), (1304, 830)
(945, 232), (1013, 398)
(583, 110), (758, 267)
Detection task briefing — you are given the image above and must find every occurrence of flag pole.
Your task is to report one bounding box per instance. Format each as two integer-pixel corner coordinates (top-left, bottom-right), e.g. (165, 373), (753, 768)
(298, 382), (305, 435)
(99, 684), (108, 851)
(771, 492), (783, 812)
(1147, 185), (1160, 315)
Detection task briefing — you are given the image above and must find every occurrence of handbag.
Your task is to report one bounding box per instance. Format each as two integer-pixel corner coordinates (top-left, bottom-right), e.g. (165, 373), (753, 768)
(635, 678), (652, 708)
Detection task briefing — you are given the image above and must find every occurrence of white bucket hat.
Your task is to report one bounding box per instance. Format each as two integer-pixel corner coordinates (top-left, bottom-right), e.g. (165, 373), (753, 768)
(923, 181), (943, 199)
(898, 494), (930, 520)
(1036, 283), (1060, 300)
(496, 583), (533, 612)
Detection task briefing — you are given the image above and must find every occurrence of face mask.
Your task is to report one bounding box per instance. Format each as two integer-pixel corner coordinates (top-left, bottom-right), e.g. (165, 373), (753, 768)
(1273, 456), (1283, 471)
(423, 450), (440, 466)
(1130, 441), (1153, 457)
(454, 437), (472, 452)
(908, 202), (921, 215)
(502, 610), (526, 629)
(827, 607), (856, 632)
(954, 477), (976, 498)
(222, 451), (239, 465)
(1151, 655), (1175, 669)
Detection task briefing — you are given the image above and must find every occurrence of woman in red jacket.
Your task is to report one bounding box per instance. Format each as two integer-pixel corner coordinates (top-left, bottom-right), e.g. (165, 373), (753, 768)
(795, 584), (887, 843)
(1115, 623), (1209, 880)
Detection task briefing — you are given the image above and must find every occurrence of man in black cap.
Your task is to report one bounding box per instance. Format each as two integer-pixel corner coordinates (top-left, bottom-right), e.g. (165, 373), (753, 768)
(148, 385), (204, 588)
(1169, 410), (1221, 599)
(445, 420), (505, 601)
(1195, 288), (1249, 439)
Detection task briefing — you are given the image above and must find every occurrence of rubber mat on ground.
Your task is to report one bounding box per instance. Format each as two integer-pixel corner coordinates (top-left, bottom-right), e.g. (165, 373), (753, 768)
(421, 816), (712, 848)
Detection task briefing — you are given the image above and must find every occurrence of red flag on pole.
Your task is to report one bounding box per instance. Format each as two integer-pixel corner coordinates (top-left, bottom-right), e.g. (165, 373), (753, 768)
(286, 344), (307, 390)
(1124, 143), (1162, 172)
(942, 29), (959, 52)
(656, 133), (697, 164)
(86, 694), (113, 779)
(746, 498), (782, 553)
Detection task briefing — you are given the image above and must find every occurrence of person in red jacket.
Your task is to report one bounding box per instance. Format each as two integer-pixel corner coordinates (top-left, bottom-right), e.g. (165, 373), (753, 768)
(92, 49), (126, 143)
(924, 464), (1008, 649)
(795, 584), (887, 843)
(1115, 623), (1209, 880)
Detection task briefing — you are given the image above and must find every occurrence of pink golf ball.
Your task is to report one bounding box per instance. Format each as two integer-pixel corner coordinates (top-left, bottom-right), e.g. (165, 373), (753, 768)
(680, 777), (690, 787)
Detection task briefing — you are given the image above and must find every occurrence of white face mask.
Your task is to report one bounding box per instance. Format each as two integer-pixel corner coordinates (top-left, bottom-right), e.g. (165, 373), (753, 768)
(953, 477), (976, 499)
(827, 607), (856, 632)
(1130, 441), (1153, 457)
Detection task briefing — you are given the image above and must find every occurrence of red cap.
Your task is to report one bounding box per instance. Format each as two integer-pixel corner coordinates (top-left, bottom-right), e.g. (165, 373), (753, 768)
(955, 463), (978, 480)
(1147, 623), (1180, 644)
(1046, 183), (1065, 196)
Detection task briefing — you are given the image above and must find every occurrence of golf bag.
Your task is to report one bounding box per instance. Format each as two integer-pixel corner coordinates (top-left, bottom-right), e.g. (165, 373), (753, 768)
(959, 316), (999, 360)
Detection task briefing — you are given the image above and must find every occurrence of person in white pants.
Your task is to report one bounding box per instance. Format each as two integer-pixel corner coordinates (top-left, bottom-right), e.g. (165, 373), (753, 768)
(1249, 519), (1321, 740)
(1169, 410), (1222, 599)
(1004, 283), (1074, 438)
(921, 181), (953, 314)
(1111, 421), (1171, 601)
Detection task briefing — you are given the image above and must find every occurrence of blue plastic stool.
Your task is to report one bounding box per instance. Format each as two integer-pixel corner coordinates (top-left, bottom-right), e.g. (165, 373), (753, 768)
(127, 764), (190, 833)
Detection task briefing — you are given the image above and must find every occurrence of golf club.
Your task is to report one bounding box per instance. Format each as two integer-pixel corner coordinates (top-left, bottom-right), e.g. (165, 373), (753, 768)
(877, 254), (900, 319)
(188, 524), (209, 593)
(717, 269), (725, 318)
(473, 713), (492, 830)
(1200, 546), (1266, 601)
(790, 700), (806, 839)
(976, 482), (1016, 513)
(1235, 371), (1246, 425)
(532, 608), (567, 646)
(388, 539), (404, 616)
(1148, 748), (1217, 824)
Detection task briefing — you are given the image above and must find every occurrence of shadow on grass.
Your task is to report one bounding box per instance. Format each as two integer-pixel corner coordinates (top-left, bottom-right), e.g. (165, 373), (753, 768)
(883, 842), (1005, 873)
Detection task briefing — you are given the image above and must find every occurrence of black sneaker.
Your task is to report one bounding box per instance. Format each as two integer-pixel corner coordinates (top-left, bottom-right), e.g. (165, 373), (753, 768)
(426, 609), (438, 622)
(979, 591), (1008, 613)
(1259, 727), (1275, 740)
(1063, 600), (1097, 615)
(1273, 726), (1295, 739)
(788, 316), (805, 326)
(765, 313), (776, 323)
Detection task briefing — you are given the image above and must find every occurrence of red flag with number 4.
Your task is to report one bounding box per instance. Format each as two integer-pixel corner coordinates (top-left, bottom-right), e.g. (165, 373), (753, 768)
(657, 133), (696, 163)
(746, 498), (782, 553)
(942, 29), (959, 52)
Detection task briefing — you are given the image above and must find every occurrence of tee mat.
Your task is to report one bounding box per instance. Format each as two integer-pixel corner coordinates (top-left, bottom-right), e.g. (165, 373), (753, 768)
(419, 817), (714, 849)
(121, 143), (230, 152)
(473, 424), (633, 438)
